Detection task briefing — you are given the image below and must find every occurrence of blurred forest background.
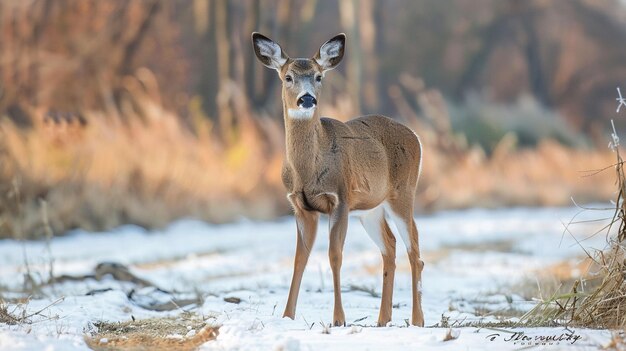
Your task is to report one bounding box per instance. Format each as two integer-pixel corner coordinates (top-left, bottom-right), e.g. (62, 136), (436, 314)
(0, 0), (624, 238)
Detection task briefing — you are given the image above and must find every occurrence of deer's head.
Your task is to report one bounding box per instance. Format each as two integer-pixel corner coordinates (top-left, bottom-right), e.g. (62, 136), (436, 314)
(252, 32), (345, 119)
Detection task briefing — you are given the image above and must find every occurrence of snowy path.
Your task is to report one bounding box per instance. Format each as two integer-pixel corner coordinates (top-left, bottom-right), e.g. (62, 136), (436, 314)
(0, 206), (618, 350)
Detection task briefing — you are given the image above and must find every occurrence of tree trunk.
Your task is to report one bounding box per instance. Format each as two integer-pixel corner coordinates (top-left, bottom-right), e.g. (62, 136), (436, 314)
(215, 0), (233, 134)
(339, 0), (361, 116)
(359, 0), (379, 113)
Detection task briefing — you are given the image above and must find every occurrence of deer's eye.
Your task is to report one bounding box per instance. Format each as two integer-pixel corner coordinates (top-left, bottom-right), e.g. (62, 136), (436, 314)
(315, 75), (322, 82)
(285, 75), (293, 83)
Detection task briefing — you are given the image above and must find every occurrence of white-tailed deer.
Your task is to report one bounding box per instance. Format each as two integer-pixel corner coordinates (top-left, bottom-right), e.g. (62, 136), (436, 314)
(252, 32), (424, 327)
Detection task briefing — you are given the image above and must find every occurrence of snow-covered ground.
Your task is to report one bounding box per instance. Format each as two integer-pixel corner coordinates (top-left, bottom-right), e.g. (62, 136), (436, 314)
(0, 206), (620, 350)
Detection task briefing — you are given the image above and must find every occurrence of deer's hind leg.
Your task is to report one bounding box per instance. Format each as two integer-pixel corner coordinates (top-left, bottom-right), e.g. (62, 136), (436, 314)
(359, 204), (397, 326)
(384, 198), (424, 327)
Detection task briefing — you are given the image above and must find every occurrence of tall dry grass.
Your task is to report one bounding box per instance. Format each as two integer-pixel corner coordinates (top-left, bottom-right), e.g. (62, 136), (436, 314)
(0, 77), (287, 239)
(520, 135), (626, 329)
(418, 139), (616, 211)
(0, 73), (618, 238)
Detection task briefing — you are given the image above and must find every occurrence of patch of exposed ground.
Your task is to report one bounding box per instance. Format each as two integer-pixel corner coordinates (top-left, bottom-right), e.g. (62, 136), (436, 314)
(85, 312), (218, 351)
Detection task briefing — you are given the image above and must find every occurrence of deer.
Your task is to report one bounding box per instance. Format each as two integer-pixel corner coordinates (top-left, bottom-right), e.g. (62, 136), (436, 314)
(252, 32), (424, 327)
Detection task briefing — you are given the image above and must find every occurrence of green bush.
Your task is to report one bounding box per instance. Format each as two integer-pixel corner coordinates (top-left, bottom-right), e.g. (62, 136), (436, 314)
(449, 95), (588, 154)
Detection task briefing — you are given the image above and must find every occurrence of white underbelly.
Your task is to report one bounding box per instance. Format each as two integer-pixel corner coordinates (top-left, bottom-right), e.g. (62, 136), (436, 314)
(349, 201), (413, 254)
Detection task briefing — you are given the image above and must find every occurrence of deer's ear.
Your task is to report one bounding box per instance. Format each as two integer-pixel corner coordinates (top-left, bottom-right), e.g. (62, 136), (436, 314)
(314, 33), (345, 71)
(252, 32), (288, 71)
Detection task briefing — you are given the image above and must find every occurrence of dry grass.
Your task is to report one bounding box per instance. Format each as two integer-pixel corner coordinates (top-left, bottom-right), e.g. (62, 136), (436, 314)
(433, 313), (530, 329)
(521, 143), (626, 329)
(0, 89), (287, 238)
(85, 313), (218, 351)
(417, 135), (616, 211)
(511, 258), (598, 302)
(0, 296), (64, 326)
(0, 299), (28, 325)
(0, 77), (618, 238)
(347, 284), (381, 298)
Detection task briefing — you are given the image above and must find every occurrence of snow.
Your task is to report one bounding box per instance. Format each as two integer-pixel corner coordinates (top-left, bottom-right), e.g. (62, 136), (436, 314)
(0, 206), (619, 350)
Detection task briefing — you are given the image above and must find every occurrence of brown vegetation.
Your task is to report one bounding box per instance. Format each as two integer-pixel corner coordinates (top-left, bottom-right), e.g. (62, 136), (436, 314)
(1, 80), (618, 238)
(85, 313), (218, 351)
(0, 1), (623, 238)
(0, 108), (286, 238)
(522, 145), (626, 329)
(565, 149), (626, 329)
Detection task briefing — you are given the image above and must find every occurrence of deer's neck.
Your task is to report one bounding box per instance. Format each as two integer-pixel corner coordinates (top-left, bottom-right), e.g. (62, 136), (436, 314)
(283, 105), (321, 181)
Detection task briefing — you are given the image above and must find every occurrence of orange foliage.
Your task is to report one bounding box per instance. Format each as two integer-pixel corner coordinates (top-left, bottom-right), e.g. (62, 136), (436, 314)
(0, 82), (617, 238)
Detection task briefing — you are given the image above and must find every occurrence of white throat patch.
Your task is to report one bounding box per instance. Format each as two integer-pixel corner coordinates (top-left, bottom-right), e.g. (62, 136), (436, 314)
(287, 108), (315, 119)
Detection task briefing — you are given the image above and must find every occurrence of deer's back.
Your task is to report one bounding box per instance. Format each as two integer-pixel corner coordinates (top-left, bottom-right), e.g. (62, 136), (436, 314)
(348, 115), (421, 187)
(327, 115), (422, 208)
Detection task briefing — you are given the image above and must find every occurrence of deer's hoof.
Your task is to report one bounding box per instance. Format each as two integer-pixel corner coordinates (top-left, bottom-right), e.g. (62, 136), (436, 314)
(412, 315), (424, 327)
(333, 319), (346, 327)
(282, 311), (295, 320)
(377, 319), (391, 327)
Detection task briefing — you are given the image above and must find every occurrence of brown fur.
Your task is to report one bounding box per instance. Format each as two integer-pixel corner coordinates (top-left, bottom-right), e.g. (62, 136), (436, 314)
(252, 32), (424, 327)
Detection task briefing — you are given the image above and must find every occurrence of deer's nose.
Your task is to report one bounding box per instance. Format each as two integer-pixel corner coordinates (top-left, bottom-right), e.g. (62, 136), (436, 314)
(297, 94), (317, 109)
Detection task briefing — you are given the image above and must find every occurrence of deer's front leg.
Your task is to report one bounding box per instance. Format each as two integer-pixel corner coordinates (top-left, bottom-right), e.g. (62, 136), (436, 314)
(328, 203), (348, 326)
(284, 209), (319, 319)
